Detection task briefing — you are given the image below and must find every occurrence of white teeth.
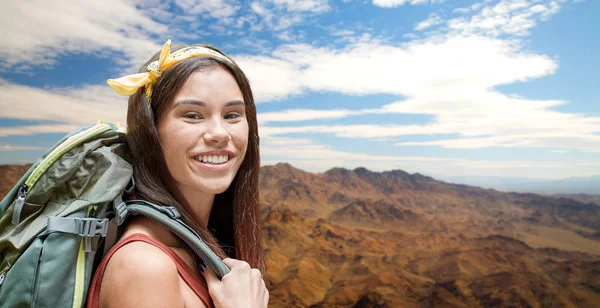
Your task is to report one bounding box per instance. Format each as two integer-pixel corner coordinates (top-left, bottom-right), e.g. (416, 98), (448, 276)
(196, 155), (228, 165)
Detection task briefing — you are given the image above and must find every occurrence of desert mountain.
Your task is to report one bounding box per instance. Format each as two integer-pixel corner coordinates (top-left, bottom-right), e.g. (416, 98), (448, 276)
(432, 174), (600, 195)
(1, 162), (599, 307)
(552, 194), (600, 206)
(0, 164), (30, 198)
(259, 163), (600, 307)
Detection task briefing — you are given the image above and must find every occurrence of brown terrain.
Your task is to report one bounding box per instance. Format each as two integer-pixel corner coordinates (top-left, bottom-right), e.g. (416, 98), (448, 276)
(552, 194), (600, 207)
(0, 164), (31, 197)
(2, 163), (599, 307)
(259, 164), (600, 308)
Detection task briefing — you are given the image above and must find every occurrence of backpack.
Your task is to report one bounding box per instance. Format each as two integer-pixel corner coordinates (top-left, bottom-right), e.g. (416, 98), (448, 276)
(0, 121), (229, 307)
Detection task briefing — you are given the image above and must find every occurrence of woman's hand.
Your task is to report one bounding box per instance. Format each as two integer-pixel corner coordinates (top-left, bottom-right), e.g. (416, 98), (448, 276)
(203, 258), (269, 308)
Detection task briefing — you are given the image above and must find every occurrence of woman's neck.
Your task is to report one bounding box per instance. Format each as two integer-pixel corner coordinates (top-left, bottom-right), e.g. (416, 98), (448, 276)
(177, 185), (215, 229)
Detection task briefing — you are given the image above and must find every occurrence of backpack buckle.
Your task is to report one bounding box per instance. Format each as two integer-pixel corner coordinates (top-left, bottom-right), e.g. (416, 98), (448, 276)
(46, 216), (110, 253)
(164, 206), (180, 219)
(78, 218), (109, 237)
(114, 199), (128, 226)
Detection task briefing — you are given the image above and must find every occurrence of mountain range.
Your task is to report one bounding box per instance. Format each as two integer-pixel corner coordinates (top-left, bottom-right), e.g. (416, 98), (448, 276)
(432, 174), (599, 195)
(259, 164), (600, 307)
(1, 163), (599, 307)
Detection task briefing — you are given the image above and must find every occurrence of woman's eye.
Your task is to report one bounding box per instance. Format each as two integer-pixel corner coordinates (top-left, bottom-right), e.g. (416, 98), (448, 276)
(225, 113), (242, 120)
(184, 113), (202, 120)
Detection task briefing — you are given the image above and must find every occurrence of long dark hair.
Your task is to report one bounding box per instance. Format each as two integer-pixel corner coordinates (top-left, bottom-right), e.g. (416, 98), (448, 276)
(125, 43), (264, 272)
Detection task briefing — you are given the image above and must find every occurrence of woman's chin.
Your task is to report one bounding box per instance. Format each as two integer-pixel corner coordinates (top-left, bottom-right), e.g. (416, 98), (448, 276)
(193, 179), (233, 195)
(205, 186), (230, 195)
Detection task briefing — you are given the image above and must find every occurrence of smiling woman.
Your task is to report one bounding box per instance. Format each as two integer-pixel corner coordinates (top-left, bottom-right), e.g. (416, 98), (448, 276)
(86, 40), (267, 308)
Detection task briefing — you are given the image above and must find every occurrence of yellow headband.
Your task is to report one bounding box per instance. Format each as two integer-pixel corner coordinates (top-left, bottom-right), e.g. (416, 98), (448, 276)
(107, 39), (232, 102)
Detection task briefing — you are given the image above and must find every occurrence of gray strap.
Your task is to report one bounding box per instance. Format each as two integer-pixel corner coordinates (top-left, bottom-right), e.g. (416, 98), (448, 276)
(11, 185), (28, 225)
(47, 217), (109, 237)
(11, 197), (25, 225)
(125, 201), (230, 279)
(103, 220), (118, 257)
(103, 195), (126, 256)
(126, 199), (181, 219)
(46, 216), (109, 253)
(114, 195), (128, 226)
(125, 177), (136, 194)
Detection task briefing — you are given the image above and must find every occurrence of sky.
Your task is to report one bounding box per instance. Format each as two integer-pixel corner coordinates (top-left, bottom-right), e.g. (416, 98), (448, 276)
(0, 0), (599, 180)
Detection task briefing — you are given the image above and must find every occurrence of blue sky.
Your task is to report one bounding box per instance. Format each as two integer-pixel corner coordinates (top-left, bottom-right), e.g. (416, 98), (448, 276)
(0, 0), (599, 179)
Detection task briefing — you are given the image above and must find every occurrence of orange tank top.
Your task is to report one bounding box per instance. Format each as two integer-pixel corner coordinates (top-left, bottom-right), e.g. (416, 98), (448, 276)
(86, 233), (214, 308)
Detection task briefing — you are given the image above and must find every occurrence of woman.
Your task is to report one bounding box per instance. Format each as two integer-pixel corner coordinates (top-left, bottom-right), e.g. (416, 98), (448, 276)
(87, 40), (268, 308)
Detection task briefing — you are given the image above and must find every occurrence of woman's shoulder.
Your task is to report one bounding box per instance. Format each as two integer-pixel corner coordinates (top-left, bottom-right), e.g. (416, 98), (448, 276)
(107, 234), (177, 271)
(99, 222), (185, 307)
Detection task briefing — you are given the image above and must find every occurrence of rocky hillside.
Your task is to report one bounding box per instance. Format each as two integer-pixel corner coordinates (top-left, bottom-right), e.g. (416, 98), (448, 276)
(259, 163), (600, 307)
(552, 194), (600, 206)
(0, 164), (31, 198)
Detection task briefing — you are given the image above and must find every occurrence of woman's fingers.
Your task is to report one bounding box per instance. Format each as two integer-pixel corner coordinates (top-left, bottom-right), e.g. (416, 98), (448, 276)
(201, 265), (220, 288)
(205, 258), (269, 308)
(251, 268), (262, 279)
(263, 289), (269, 307)
(223, 258), (251, 271)
(222, 258), (237, 267)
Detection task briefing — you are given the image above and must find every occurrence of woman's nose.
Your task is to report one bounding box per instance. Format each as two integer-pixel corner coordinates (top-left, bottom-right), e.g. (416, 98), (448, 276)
(203, 118), (230, 144)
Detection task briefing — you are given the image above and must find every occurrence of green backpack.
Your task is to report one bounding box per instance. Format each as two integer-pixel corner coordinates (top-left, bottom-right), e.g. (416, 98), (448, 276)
(0, 121), (229, 307)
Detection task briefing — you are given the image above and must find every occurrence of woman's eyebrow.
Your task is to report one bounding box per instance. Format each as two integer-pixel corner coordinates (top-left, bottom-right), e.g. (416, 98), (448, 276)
(174, 99), (205, 107)
(173, 99), (245, 107)
(226, 100), (245, 107)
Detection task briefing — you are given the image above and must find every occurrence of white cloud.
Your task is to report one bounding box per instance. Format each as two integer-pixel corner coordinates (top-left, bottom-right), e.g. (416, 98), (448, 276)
(415, 13), (443, 30)
(0, 145), (48, 151)
(235, 55), (304, 101)
(395, 134), (600, 152)
(0, 0), (165, 71)
(372, 0), (429, 8)
(248, 0), (330, 34)
(0, 80), (127, 135)
(454, 2), (483, 14)
(174, 0), (240, 18)
(0, 125), (79, 137)
(236, 35), (556, 101)
(260, 136), (600, 178)
(259, 124), (440, 139)
(417, 1), (567, 39)
(130, 0), (246, 41)
(242, 32), (599, 152)
(275, 30), (299, 42)
(266, 0), (331, 13)
(250, 1), (270, 17)
(330, 29), (356, 36)
(258, 109), (370, 124)
(256, 89), (600, 153)
(229, 0), (597, 155)
(446, 0), (564, 37)
(250, 2), (296, 31)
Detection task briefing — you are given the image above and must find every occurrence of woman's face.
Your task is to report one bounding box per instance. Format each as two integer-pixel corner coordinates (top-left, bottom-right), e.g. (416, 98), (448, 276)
(158, 66), (249, 197)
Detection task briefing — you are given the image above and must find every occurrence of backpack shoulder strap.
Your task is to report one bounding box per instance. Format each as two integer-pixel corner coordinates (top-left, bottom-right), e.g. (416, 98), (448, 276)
(121, 200), (230, 279)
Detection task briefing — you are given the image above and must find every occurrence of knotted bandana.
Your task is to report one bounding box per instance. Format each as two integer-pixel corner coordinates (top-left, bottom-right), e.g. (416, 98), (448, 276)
(107, 39), (232, 103)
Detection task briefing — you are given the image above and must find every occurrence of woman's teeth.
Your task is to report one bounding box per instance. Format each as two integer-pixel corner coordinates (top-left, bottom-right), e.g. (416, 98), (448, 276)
(196, 155), (229, 164)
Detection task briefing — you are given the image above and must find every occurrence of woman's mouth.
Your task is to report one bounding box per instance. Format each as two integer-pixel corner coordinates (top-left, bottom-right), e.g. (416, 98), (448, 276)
(194, 154), (230, 165)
